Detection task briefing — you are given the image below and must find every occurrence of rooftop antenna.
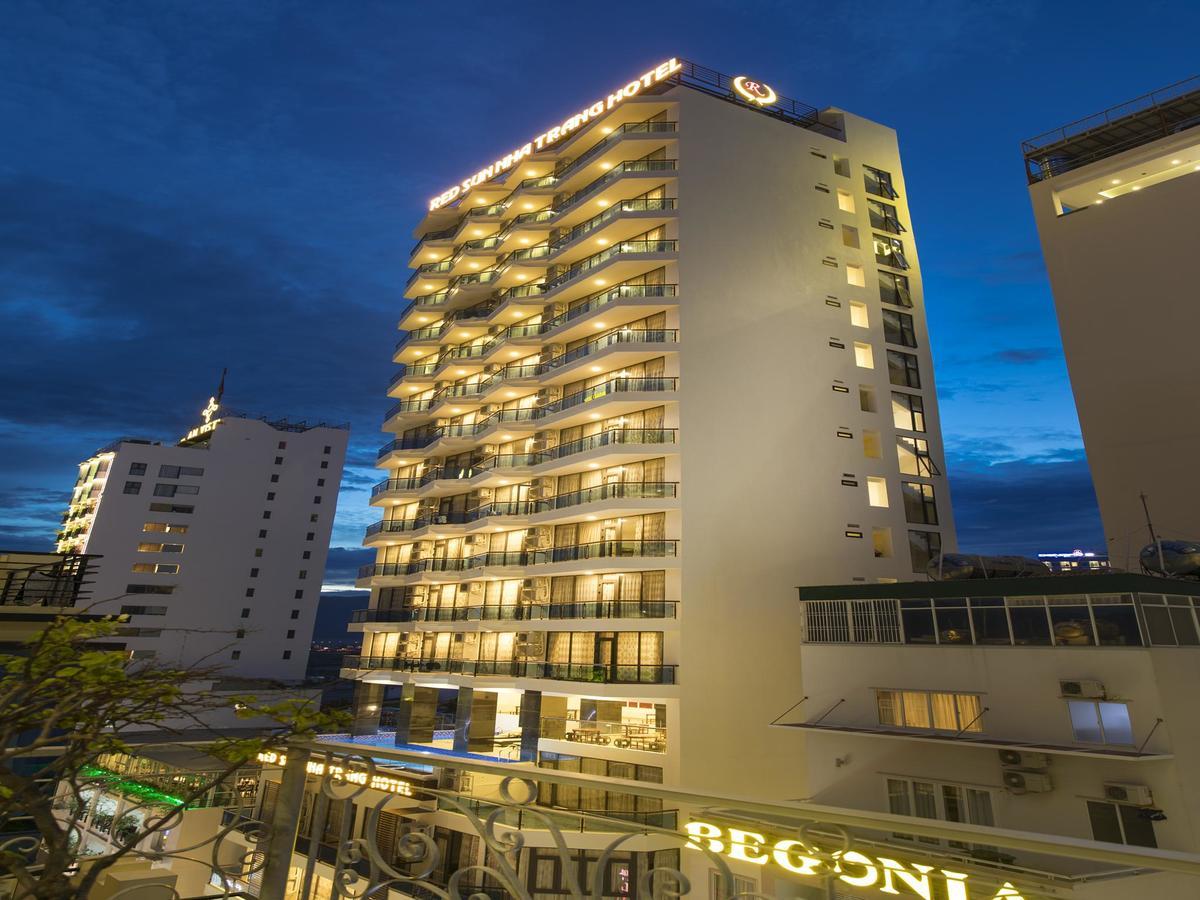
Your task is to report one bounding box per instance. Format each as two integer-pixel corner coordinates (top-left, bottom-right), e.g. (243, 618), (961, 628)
(1140, 492), (1167, 575)
(216, 367), (228, 404)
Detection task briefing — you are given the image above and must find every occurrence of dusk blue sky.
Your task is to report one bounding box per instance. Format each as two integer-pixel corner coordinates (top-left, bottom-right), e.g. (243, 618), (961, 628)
(3, 1), (1194, 587)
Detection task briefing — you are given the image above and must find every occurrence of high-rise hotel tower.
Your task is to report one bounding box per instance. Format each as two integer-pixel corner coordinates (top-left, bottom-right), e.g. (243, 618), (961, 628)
(349, 59), (955, 799)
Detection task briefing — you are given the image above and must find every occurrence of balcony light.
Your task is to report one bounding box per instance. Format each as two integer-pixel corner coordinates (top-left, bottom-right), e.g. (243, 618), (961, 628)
(525, 169), (537, 176)
(458, 332), (469, 339)
(1095, 199), (1104, 204)
(450, 408), (461, 414)
(597, 238), (609, 246)
(588, 463), (599, 469)
(416, 316), (428, 323)
(590, 365), (602, 372)
(1111, 178), (1121, 184)
(594, 278), (607, 286)
(509, 350), (520, 357)
(498, 479), (509, 485)
(523, 202), (534, 210)
(1132, 186), (1142, 191)
(600, 162), (612, 170)
(476, 198), (488, 205)
(590, 413), (601, 420)
(516, 274), (528, 281)
(601, 126), (613, 134)
(501, 434), (512, 440)
(597, 200), (609, 207)
(469, 262), (480, 269)
(427, 252), (438, 259)
(519, 237), (530, 244)
(455, 369), (467, 375)
(594, 322), (604, 328)
(408, 385), (419, 392)
(473, 229), (484, 236)
(505, 391), (517, 398)
(422, 284), (433, 290)
(586, 515), (597, 521)
(1172, 159), (1182, 165)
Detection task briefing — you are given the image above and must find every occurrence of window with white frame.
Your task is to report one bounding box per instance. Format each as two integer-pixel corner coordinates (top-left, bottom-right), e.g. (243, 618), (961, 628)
(876, 689), (983, 733)
(886, 776), (995, 849)
(1086, 800), (1156, 847)
(1067, 699), (1134, 745)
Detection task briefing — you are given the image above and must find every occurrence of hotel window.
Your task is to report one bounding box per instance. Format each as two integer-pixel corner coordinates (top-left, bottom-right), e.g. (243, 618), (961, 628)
(864, 165), (897, 199)
(902, 482), (938, 525)
(892, 391), (926, 432)
(868, 198), (904, 234)
(131, 563), (179, 575)
(908, 530), (941, 573)
(872, 527), (893, 559)
(129, 463), (147, 476)
(849, 301), (869, 328)
(887, 777), (994, 847)
(859, 385), (877, 413)
(120, 605), (167, 616)
(873, 234), (909, 269)
(834, 155), (851, 177)
(882, 309), (917, 348)
(879, 271), (912, 308)
(846, 264), (866, 287)
(142, 522), (188, 534)
(841, 225), (861, 249)
(862, 430), (882, 459)
(836, 189), (855, 213)
(158, 465), (204, 478)
(887, 350), (921, 388)
(867, 476), (889, 508)
(1068, 700), (1134, 745)
(126, 584), (175, 595)
(153, 484), (199, 497)
(136, 542), (183, 553)
(709, 873), (757, 899)
(148, 503), (194, 514)
(876, 689), (983, 733)
(897, 436), (936, 476)
(854, 342), (874, 369)
(1087, 801), (1157, 848)
(123, 481), (142, 494)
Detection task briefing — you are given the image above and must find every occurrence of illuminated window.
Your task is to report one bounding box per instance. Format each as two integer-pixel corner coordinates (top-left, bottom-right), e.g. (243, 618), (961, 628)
(862, 430), (882, 459)
(849, 301), (869, 328)
(142, 522), (188, 534)
(874, 234), (909, 269)
(887, 777), (994, 846)
(877, 689), (982, 732)
(892, 392), (925, 432)
(836, 189), (855, 213)
(867, 476), (889, 508)
(131, 563), (179, 575)
(136, 542), (183, 553)
(846, 264), (865, 287)
(898, 436), (935, 476)
(854, 342), (874, 369)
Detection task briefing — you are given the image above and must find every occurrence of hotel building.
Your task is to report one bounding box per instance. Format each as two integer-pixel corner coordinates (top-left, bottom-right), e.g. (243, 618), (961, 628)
(788, 573), (1200, 898)
(56, 402), (348, 681)
(347, 55), (955, 813)
(1023, 77), (1200, 568)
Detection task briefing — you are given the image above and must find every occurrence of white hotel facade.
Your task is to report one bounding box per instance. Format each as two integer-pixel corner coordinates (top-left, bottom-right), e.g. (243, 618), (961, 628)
(347, 58), (954, 803)
(57, 403), (348, 681)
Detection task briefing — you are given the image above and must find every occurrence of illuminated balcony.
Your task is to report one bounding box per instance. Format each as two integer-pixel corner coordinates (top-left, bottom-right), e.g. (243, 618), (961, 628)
(351, 597), (677, 627)
(342, 655), (676, 685)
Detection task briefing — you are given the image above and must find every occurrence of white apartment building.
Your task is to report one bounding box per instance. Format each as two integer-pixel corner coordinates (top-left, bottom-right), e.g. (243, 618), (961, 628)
(789, 573), (1200, 898)
(1023, 77), (1200, 569)
(57, 401), (348, 681)
(345, 56), (956, 826)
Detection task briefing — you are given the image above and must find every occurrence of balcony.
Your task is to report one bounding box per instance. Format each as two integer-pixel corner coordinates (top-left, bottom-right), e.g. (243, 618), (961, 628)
(408, 224), (457, 258)
(542, 240), (677, 293)
(343, 655), (677, 685)
(351, 598), (677, 626)
(554, 159), (678, 218)
(541, 376), (677, 415)
(539, 328), (678, 374)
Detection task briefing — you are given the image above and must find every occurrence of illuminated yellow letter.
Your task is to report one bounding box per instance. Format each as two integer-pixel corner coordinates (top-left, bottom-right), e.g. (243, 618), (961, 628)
(837, 851), (879, 888)
(726, 829), (768, 865)
(992, 884), (1025, 900)
(877, 859), (932, 899)
(685, 821), (724, 853)
(941, 870), (969, 900)
(772, 840), (823, 876)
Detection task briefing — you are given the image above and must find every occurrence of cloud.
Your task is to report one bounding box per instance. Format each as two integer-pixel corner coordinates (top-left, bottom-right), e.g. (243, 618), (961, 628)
(321, 546), (374, 591)
(990, 347), (1059, 365)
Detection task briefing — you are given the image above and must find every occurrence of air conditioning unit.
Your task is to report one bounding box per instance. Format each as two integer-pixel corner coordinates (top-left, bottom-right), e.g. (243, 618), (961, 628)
(1104, 783), (1154, 806)
(1003, 771), (1053, 794)
(434, 515), (449, 525)
(1059, 679), (1105, 699)
(999, 750), (1051, 769)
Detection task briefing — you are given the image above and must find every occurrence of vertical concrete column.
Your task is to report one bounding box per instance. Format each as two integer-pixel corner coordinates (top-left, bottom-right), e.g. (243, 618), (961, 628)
(257, 747), (311, 900)
(390, 682), (417, 746)
(452, 687), (474, 753)
(518, 689), (542, 763)
(351, 682), (384, 737)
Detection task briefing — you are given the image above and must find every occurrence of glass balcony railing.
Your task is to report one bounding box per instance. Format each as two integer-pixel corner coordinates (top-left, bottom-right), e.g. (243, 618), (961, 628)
(377, 433), (441, 459)
(371, 476), (424, 497)
(554, 159), (677, 216)
(548, 198), (677, 254)
(542, 241), (677, 292)
(351, 600), (677, 625)
(357, 539), (677, 579)
(408, 225), (457, 257)
(552, 121), (678, 182)
(384, 397), (435, 420)
(539, 329), (678, 373)
(541, 376), (677, 415)
(343, 655), (677, 684)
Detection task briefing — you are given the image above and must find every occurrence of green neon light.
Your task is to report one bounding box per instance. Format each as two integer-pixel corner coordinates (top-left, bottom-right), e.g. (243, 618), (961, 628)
(79, 765), (190, 808)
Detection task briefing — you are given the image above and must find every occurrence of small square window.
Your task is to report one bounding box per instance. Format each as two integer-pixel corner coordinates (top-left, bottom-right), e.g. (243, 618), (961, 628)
(836, 189), (855, 213)
(309, 514), (318, 523)
(240, 608), (251, 619)
(305, 532), (315, 541)
(254, 548), (263, 558)
(290, 609), (300, 620)
(278, 441), (287, 450)
(323, 445), (331, 454)
(266, 492), (276, 501)
(262, 510), (271, 520)
(320, 461), (329, 469)
(231, 650), (241, 660)
(846, 264), (865, 287)
(833, 155), (850, 177)
(302, 550), (311, 560)
(129, 463), (147, 476)
(317, 478), (325, 487)
(854, 342), (874, 369)
(282, 650), (292, 660)
(245, 588), (255, 598)
(867, 476), (889, 507)
(841, 225), (860, 249)
(294, 589), (304, 599)
(274, 456), (283, 465)
(258, 529), (268, 539)
(872, 527), (894, 559)
(250, 567), (259, 577)
(298, 570), (307, 579)
(859, 385), (877, 413)
(123, 481), (142, 495)
(286, 629), (295, 639)
(270, 474), (280, 483)
(849, 301), (869, 328)
(313, 496), (322, 504)
(236, 629), (245, 639)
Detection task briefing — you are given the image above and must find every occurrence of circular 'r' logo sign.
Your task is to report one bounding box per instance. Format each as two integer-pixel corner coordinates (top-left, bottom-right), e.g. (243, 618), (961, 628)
(733, 76), (778, 105)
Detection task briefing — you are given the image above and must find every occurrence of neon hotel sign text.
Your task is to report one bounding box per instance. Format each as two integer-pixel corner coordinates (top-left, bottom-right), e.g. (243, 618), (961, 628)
(427, 58), (683, 211)
(686, 822), (1028, 900)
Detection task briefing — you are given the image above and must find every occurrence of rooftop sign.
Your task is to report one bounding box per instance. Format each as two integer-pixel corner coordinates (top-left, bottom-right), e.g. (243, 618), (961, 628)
(427, 58), (683, 212)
